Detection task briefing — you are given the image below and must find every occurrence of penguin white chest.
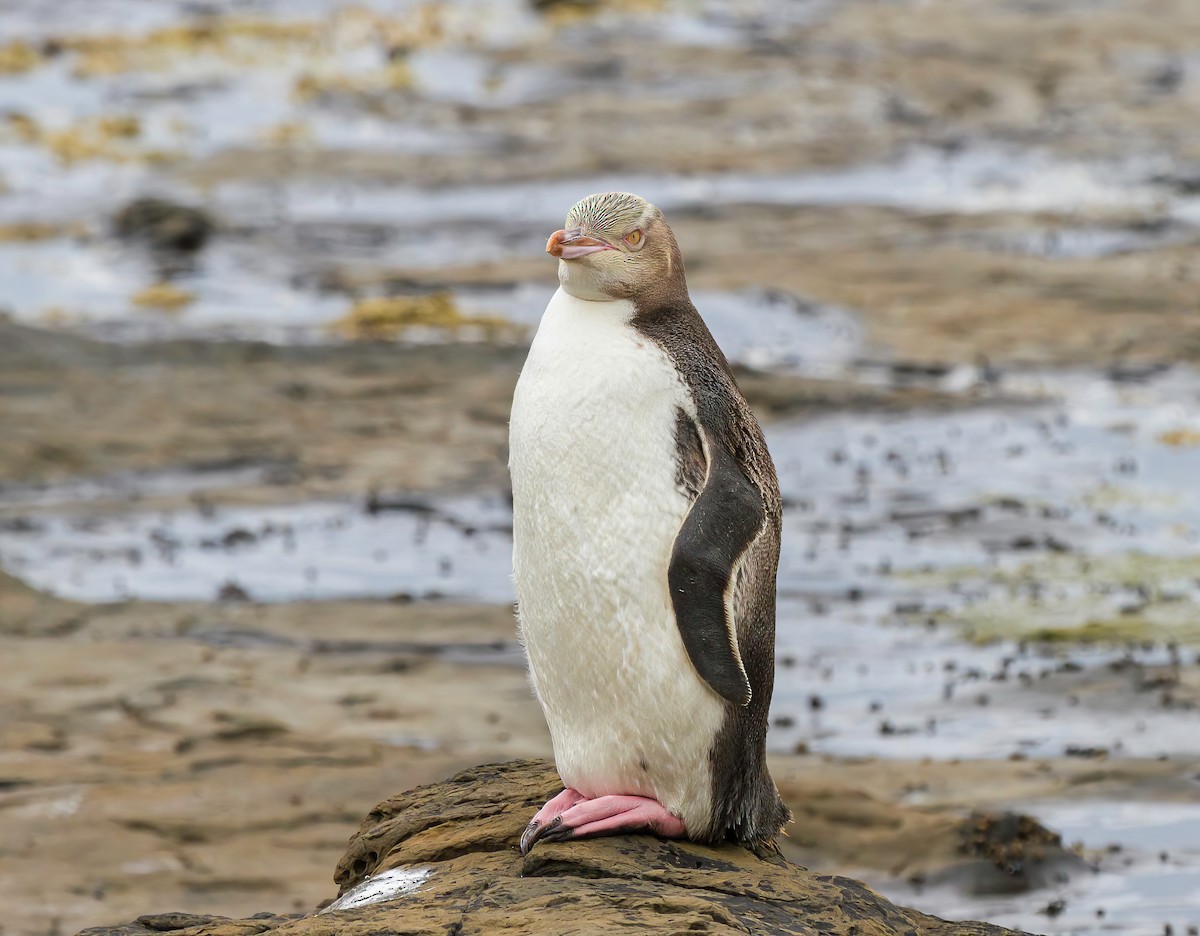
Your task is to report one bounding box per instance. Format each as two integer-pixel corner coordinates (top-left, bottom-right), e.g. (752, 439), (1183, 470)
(509, 287), (724, 836)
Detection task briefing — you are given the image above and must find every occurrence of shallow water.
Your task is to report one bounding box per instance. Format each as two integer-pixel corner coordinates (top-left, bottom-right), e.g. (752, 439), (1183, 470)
(885, 800), (1200, 936)
(202, 147), (1186, 228)
(769, 368), (1200, 759)
(0, 494), (515, 603)
(320, 865), (433, 913)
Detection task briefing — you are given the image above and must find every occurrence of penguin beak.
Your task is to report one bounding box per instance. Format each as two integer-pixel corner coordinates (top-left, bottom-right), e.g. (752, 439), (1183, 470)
(546, 229), (615, 261)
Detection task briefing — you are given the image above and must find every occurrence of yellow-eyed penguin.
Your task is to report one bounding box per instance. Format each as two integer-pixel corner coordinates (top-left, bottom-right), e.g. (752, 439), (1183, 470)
(509, 192), (789, 854)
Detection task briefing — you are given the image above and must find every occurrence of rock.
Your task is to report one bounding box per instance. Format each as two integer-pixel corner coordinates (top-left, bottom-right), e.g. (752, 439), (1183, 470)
(776, 775), (1083, 898)
(948, 810), (1082, 894)
(79, 759), (1024, 936)
(216, 580), (253, 603)
(113, 197), (214, 252)
(530, 0), (601, 12)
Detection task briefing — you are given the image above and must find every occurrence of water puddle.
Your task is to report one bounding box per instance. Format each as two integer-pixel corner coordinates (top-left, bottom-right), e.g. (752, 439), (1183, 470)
(975, 221), (1197, 260)
(0, 235), (348, 341)
(0, 1), (544, 221)
(885, 800), (1200, 936)
(204, 146), (1200, 230)
(320, 865), (433, 913)
(0, 458), (297, 508)
(0, 495), (514, 604)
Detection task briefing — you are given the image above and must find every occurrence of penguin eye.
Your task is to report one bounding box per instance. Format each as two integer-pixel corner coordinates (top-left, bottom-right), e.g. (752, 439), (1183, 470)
(625, 230), (643, 247)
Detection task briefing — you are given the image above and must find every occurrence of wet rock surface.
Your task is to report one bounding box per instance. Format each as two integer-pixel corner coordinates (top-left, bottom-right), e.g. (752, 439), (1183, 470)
(952, 812), (1080, 894)
(80, 760), (1023, 936)
(113, 198), (214, 254)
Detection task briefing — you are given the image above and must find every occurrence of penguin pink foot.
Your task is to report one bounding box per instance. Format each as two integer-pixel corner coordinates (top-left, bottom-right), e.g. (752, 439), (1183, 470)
(520, 793), (686, 854)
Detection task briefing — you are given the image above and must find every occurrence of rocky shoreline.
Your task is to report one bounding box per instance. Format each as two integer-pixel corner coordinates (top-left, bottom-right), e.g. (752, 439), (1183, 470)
(79, 760), (1029, 936)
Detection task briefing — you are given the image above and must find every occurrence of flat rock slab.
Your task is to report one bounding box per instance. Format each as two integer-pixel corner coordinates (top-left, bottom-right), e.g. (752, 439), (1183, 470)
(80, 759), (1026, 936)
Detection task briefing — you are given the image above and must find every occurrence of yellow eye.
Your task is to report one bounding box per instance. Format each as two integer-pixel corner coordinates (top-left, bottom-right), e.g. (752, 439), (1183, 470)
(626, 230), (643, 246)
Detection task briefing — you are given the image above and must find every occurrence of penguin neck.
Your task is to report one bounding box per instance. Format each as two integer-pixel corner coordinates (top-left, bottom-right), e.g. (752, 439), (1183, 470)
(545, 286), (636, 328)
(557, 259), (621, 303)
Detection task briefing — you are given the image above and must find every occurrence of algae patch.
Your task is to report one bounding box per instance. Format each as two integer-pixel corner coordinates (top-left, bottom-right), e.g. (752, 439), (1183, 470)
(899, 553), (1200, 647)
(0, 222), (76, 243)
(0, 40), (42, 75)
(3, 111), (171, 166)
(65, 18), (320, 78)
(1159, 428), (1200, 449)
(259, 120), (314, 148)
(291, 62), (413, 102)
(131, 283), (195, 313)
(331, 294), (517, 340)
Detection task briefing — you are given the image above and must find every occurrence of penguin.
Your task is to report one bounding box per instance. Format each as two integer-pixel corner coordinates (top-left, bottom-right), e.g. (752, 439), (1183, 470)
(509, 192), (789, 855)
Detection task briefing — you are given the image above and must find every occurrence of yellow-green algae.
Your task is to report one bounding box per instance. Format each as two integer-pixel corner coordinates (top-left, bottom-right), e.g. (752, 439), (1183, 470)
(1159, 428), (1200, 448)
(2, 111), (177, 166)
(130, 282), (195, 313)
(330, 293), (518, 340)
(0, 40), (42, 74)
(0, 222), (78, 243)
(64, 19), (321, 78)
(899, 553), (1200, 647)
(59, 7), (448, 79)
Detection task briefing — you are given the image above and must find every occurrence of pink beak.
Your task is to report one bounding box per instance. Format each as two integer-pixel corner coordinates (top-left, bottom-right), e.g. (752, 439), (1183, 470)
(546, 229), (615, 260)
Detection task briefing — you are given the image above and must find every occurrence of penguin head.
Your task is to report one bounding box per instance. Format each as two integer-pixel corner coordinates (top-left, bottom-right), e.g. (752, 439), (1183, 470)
(546, 192), (686, 303)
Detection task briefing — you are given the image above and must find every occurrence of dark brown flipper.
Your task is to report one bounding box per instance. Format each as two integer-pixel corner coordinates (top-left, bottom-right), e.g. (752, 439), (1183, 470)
(669, 431), (762, 706)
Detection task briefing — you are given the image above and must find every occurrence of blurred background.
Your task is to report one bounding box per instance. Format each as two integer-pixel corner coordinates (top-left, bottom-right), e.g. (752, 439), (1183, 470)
(1, 0), (1199, 933)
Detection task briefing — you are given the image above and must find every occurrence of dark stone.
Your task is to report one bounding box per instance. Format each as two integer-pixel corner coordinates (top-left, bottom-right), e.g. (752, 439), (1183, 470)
(113, 197), (214, 252)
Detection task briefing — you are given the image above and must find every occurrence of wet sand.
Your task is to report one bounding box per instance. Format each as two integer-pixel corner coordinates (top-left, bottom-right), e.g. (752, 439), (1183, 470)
(0, 317), (961, 500)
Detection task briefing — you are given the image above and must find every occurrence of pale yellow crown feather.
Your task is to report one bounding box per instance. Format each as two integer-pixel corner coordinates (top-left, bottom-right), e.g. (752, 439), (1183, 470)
(566, 192), (655, 237)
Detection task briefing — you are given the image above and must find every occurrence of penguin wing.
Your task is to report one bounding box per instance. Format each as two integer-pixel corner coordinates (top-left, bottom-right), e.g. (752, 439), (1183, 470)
(668, 428), (762, 706)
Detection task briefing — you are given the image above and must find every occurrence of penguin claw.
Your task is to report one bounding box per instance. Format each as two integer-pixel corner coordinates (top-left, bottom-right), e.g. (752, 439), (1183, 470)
(519, 788), (588, 854)
(536, 818), (575, 845)
(520, 814), (563, 855)
(518, 820), (539, 855)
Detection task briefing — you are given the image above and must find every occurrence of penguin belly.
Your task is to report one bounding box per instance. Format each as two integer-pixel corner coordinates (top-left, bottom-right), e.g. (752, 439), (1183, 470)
(510, 287), (725, 837)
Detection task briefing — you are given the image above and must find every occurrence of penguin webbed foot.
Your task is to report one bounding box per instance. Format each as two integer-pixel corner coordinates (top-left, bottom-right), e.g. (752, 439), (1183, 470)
(520, 793), (686, 854)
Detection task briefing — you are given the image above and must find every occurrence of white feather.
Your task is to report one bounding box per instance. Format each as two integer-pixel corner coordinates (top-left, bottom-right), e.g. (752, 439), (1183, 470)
(509, 286), (724, 836)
